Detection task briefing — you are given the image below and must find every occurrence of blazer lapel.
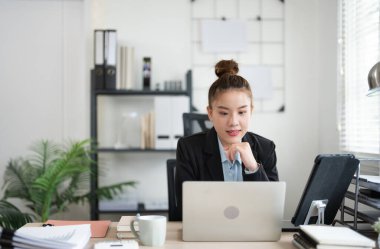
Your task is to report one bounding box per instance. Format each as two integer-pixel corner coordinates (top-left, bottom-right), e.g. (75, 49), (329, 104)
(204, 128), (224, 181)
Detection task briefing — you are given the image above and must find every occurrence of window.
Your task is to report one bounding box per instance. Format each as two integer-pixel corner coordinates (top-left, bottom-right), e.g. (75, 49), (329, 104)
(338, 0), (380, 155)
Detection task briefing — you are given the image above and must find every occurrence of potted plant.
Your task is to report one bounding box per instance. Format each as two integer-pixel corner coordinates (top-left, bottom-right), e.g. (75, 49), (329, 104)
(0, 139), (136, 229)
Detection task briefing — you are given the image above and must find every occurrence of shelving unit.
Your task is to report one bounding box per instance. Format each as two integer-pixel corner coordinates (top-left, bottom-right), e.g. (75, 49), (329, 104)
(340, 165), (380, 230)
(90, 70), (193, 220)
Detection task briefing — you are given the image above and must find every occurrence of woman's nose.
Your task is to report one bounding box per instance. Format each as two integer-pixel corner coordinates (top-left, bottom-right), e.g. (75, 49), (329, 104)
(229, 113), (239, 126)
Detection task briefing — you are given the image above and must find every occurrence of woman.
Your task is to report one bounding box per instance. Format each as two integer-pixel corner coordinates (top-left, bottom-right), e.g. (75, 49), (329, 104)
(175, 59), (279, 219)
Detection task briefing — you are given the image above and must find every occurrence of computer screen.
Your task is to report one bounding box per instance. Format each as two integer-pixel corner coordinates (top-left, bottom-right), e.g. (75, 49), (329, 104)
(291, 154), (359, 226)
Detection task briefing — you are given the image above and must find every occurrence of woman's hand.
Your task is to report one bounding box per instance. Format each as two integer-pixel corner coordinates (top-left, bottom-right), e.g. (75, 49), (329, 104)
(224, 142), (258, 171)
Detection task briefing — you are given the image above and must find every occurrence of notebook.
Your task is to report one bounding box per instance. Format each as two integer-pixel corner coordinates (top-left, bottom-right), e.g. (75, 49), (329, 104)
(46, 220), (111, 238)
(182, 181), (286, 241)
(299, 225), (375, 248)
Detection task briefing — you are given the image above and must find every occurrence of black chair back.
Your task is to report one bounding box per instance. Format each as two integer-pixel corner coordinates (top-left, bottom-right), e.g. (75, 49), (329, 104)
(182, 113), (212, 137)
(166, 159), (181, 221)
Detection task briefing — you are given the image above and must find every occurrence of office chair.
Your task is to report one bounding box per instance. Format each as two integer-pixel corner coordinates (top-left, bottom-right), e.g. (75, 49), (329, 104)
(182, 112), (212, 137)
(166, 114), (212, 221)
(166, 159), (181, 221)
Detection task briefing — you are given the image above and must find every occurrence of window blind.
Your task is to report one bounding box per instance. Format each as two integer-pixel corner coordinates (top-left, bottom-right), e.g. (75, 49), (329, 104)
(338, 0), (380, 155)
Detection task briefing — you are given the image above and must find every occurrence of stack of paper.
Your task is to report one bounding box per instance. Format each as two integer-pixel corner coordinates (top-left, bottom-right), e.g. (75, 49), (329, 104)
(0, 224), (91, 249)
(293, 225), (375, 249)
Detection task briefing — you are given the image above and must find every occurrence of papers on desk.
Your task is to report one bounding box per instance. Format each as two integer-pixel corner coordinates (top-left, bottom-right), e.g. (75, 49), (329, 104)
(358, 175), (380, 184)
(0, 224), (91, 249)
(293, 225), (375, 249)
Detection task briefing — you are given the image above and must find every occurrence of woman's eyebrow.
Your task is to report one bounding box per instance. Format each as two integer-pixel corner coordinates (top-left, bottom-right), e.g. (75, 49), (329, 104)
(216, 106), (229, 110)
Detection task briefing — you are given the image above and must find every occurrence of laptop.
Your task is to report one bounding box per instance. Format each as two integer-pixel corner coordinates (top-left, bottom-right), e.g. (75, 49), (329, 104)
(182, 181), (286, 241)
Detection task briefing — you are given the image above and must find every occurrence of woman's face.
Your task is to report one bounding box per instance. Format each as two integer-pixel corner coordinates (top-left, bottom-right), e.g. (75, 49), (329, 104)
(207, 89), (252, 147)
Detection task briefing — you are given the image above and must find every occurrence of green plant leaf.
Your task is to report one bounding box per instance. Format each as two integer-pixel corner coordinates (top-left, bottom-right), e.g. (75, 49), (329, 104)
(2, 159), (36, 202)
(0, 200), (33, 230)
(1, 138), (136, 222)
(30, 140), (93, 221)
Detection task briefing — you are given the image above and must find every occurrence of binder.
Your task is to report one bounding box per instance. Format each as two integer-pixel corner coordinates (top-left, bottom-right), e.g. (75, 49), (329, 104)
(104, 30), (117, 90)
(94, 29), (117, 90)
(94, 30), (105, 89)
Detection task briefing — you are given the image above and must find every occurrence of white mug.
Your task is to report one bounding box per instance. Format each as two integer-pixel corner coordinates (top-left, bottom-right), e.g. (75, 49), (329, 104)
(130, 215), (167, 247)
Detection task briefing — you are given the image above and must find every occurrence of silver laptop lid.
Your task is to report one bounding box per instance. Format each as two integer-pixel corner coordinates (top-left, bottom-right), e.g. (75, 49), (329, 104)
(182, 181), (286, 242)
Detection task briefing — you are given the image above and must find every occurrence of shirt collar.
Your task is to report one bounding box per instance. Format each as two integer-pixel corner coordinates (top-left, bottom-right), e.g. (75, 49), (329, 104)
(217, 136), (242, 164)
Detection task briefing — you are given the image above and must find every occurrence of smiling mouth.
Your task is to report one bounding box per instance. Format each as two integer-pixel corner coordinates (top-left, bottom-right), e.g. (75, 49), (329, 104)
(227, 130), (240, 136)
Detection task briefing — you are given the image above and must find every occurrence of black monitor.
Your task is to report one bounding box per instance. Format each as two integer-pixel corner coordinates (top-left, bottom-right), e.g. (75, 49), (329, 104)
(291, 154), (359, 226)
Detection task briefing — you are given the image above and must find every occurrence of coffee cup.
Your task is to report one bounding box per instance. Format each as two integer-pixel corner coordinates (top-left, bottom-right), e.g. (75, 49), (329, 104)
(130, 215), (167, 247)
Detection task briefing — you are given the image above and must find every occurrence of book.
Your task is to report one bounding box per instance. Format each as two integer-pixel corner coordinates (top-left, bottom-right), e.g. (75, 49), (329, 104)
(296, 225), (375, 249)
(117, 216), (139, 232)
(0, 224), (91, 249)
(293, 233), (374, 249)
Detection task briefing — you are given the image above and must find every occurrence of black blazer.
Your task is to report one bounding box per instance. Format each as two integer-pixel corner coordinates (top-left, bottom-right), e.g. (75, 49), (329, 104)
(175, 127), (279, 220)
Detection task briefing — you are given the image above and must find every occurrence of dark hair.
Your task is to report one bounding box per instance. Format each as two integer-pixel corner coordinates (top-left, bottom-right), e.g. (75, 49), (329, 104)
(208, 59), (253, 108)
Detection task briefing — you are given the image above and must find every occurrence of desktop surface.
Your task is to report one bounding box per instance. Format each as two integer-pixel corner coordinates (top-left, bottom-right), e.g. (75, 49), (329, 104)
(26, 222), (295, 249)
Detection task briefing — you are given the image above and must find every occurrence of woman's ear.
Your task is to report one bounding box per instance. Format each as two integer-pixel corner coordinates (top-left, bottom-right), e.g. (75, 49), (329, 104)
(207, 106), (213, 122)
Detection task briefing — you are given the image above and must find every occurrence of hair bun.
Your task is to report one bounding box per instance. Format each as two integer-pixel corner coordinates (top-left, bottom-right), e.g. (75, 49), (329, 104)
(214, 59), (239, 78)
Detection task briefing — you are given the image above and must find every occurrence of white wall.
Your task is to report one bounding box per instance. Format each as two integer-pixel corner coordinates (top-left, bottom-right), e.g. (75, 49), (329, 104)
(0, 0), (339, 220)
(0, 0), (89, 218)
(254, 0), (320, 218)
(317, 0), (339, 154)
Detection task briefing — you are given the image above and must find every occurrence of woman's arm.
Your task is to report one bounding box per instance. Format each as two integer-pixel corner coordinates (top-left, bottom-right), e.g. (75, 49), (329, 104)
(175, 137), (198, 220)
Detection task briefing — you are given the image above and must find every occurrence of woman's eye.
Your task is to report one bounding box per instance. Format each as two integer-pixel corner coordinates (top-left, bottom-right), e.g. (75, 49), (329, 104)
(239, 111), (247, 115)
(219, 112), (228, 116)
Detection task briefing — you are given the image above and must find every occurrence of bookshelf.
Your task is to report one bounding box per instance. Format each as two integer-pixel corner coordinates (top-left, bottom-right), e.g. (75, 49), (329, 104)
(90, 70), (193, 220)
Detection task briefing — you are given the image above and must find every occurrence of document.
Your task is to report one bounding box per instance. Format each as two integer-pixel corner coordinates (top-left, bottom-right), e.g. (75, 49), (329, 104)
(201, 20), (247, 53)
(359, 175), (380, 184)
(3, 224), (91, 249)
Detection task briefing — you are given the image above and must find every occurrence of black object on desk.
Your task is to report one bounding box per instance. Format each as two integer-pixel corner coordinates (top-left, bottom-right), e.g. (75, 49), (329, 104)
(291, 154), (359, 226)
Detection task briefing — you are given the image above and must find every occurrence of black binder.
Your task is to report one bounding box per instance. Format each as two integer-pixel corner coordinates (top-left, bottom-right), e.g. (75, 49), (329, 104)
(104, 30), (117, 90)
(94, 29), (117, 90)
(94, 65), (105, 89)
(94, 30), (105, 89)
(105, 66), (116, 89)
